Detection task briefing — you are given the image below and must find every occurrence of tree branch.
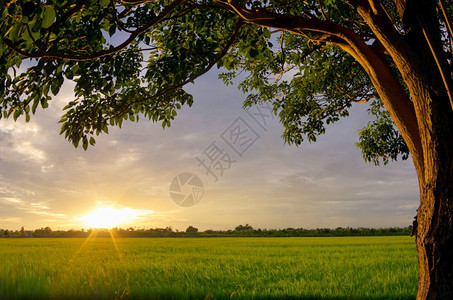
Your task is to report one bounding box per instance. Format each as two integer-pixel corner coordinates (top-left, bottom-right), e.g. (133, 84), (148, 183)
(317, 0), (329, 20)
(350, 1), (430, 175)
(4, 0), (187, 61)
(418, 16), (453, 110)
(215, 0), (424, 177)
(104, 19), (243, 122)
(45, 0), (86, 33)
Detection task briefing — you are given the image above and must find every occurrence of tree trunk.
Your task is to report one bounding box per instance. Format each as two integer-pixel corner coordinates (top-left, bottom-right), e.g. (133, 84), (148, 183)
(415, 93), (453, 299)
(417, 187), (453, 299)
(389, 1), (453, 297)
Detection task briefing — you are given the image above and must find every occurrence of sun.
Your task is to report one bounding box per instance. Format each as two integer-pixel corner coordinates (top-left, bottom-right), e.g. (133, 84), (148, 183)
(79, 206), (141, 229)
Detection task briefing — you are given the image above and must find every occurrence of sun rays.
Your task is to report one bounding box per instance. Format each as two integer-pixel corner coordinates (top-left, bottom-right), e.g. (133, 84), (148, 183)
(79, 206), (143, 229)
(70, 205), (154, 265)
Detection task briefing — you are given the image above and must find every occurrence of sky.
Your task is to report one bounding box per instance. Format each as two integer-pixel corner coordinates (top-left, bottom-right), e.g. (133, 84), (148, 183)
(0, 69), (420, 231)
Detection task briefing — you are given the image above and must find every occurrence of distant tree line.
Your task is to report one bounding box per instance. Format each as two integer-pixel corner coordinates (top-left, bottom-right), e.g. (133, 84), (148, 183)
(0, 224), (413, 238)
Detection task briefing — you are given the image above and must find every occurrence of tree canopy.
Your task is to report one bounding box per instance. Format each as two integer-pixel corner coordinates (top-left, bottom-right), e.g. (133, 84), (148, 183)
(1, 0), (439, 165)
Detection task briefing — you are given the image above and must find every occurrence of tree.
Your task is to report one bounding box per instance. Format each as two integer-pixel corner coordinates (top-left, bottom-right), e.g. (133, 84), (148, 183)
(33, 226), (53, 237)
(19, 226), (25, 237)
(0, 0), (452, 298)
(185, 225), (198, 233)
(235, 224), (254, 231)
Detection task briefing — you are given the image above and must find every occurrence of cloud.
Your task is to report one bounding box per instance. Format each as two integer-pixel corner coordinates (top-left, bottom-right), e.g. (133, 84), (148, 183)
(1, 197), (67, 219)
(0, 217), (22, 223)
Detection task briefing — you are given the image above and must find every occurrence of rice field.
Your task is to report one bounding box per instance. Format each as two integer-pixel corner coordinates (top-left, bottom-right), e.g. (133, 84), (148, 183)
(0, 236), (417, 299)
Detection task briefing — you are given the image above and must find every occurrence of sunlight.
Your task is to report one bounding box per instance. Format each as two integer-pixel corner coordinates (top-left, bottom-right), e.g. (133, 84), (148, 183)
(79, 206), (144, 229)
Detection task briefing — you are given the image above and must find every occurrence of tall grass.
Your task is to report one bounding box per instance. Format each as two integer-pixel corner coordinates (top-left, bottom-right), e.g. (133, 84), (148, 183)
(0, 236), (417, 299)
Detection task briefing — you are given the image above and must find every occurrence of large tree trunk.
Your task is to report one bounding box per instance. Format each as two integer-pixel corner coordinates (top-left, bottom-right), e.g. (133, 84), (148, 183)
(384, 1), (453, 297)
(414, 92), (453, 299)
(417, 189), (453, 299)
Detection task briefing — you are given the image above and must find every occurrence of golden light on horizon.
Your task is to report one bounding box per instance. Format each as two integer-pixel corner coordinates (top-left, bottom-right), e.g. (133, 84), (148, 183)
(79, 206), (151, 229)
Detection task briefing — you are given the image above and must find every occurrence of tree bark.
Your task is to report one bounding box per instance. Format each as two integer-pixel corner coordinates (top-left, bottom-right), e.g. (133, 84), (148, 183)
(391, 1), (453, 297)
(414, 92), (453, 299)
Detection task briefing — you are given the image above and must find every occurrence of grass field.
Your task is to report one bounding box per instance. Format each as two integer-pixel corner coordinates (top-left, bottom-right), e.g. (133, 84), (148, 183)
(0, 236), (417, 299)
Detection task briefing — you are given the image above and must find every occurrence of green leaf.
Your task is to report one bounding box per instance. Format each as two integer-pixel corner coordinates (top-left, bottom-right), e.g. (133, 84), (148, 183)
(82, 137), (88, 150)
(51, 80), (61, 95)
(102, 123), (108, 133)
(42, 6), (56, 29)
(248, 49), (259, 58)
(32, 99), (40, 114)
(8, 24), (21, 43)
(71, 65), (80, 75)
(13, 109), (21, 121)
(41, 98), (49, 109)
(65, 68), (74, 80)
(23, 29), (33, 44)
(31, 19), (43, 33)
(99, 0), (109, 7)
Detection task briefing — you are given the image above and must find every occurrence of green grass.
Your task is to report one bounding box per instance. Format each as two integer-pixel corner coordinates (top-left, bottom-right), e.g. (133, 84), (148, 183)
(0, 236), (417, 299)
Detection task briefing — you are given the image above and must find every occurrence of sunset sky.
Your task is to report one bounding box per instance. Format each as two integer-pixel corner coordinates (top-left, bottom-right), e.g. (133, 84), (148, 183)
(0, 69), (419, 231)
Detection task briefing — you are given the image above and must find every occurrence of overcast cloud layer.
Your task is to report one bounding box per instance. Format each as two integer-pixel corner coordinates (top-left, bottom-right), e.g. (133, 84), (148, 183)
(0, 70), (419, 231)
